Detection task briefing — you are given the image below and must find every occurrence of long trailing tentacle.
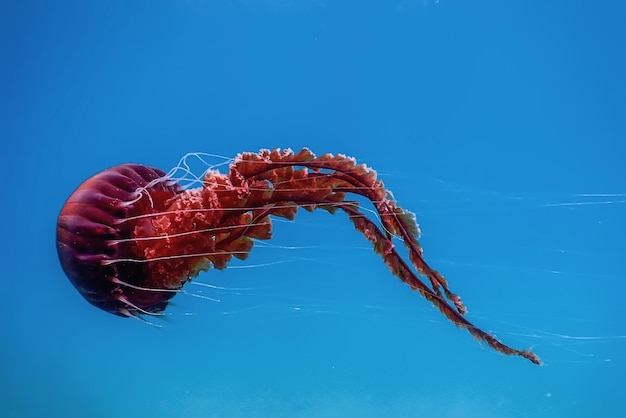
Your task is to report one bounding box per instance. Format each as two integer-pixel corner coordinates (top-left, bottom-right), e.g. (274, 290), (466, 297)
(339, 202), (540, 365)
(219, 148), (540, 365)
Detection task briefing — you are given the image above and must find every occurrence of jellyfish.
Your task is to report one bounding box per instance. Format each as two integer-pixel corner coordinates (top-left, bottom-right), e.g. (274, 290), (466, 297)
(56, 148), (540, 365)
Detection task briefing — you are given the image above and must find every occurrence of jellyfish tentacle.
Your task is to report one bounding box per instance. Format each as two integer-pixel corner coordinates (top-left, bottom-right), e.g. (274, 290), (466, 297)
(338, 202), (540, 365)
(226, 149), (544, 363)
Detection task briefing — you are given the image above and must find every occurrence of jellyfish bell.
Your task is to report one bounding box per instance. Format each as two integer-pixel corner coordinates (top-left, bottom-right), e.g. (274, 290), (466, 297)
(56, 164), (184, 317)
(56, 148), (540, 365)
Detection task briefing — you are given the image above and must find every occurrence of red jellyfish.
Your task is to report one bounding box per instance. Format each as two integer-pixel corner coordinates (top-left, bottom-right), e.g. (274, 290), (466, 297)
(56, 148), (540, 365)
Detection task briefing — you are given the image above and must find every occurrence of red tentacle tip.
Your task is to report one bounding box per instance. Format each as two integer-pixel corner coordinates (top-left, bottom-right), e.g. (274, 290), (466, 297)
(449, 294), (467, 315)
(522, 350), (542, 366)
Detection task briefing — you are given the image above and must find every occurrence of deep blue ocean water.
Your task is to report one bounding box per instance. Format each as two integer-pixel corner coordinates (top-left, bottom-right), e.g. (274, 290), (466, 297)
(2, 1), (625, 417)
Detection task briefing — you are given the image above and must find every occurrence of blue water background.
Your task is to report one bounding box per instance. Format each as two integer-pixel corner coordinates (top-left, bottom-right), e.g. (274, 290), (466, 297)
(2, 1), (625, 417)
